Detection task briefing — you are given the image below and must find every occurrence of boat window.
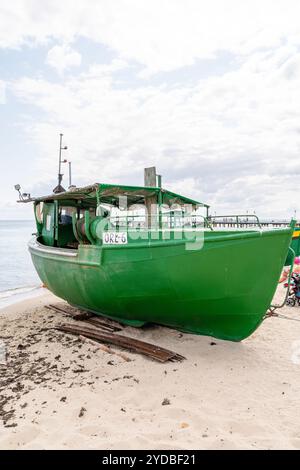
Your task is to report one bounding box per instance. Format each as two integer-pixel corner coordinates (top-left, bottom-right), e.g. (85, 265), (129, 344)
(35, 202), (44, 224)
(58, 206), (76, 225)
(46, 214), (51, 231)
(109, 204), (146, 229)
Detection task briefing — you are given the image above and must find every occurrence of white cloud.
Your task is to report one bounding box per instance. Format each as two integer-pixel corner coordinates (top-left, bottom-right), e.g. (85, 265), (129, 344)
(84, 59), (129, 78)
(0, 80), (6, 103)
(2, 0), (300, 218)
(11, 41), (300, 217)
(46, 44), (82, 74)
(1, 1), (300, 74)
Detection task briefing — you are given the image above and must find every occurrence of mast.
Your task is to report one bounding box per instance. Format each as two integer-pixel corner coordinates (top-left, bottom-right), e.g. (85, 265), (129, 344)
(53, 133), (68, 193)
(68, 161), (72, 187)
(58, 133), (63, 188)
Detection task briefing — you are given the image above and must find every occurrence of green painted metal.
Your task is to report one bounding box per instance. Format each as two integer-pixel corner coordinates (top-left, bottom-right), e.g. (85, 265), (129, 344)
(41, 202), (55, 246)
(84, 210), (95, 245)
(72, 211), (81, 244)
(29, 224), (293, 342)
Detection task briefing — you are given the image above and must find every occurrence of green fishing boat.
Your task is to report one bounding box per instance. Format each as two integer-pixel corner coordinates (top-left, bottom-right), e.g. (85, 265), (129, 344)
(285, 227), (300, 265)
(20, 169), (293, 341)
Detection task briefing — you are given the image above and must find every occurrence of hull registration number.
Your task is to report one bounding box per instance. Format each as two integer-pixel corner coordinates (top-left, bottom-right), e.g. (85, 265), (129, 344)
(103, 232), (128, 245)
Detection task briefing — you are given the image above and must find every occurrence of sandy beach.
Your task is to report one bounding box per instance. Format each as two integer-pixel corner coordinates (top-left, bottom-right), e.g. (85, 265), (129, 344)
(0, 286), (300, 450)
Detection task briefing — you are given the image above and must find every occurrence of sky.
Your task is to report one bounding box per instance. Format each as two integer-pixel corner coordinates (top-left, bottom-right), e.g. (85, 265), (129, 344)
(1, 0), (300, 220)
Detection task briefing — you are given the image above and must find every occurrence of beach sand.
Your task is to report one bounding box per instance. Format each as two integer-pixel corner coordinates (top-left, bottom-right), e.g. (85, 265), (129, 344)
(0, 286), (300, 450)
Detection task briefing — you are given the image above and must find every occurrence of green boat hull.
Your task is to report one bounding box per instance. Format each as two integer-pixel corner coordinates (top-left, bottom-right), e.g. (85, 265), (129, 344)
(29, 227), (292, 341)
(285, 227), (300, 265)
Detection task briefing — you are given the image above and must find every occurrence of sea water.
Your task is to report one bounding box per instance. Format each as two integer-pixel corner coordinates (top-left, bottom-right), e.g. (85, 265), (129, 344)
(0, 220), (41, 308)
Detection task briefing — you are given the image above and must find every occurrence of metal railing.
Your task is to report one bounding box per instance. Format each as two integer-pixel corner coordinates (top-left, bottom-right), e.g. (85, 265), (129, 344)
(107, 213), (296, 232)
(207, 214), (262, 229)
(108, 213), (213, 230)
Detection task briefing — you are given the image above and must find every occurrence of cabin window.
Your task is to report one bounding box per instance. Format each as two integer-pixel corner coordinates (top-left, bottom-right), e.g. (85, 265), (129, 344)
(35, 202), (44, 224)
(109, 204), (146, 229)
(46, 214), (51, 231)
(58, 206), (75, 225)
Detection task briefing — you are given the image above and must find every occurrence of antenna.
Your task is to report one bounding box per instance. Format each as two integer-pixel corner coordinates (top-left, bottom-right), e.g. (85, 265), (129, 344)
(68, 161), (72, 188)
(14, 184), (24, 201)
(53, 133), (68, 193)
(14, 184), (31, 201)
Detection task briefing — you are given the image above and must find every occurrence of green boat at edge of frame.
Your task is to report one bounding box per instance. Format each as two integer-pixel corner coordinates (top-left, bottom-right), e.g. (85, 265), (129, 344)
(25, 181), (294, 342)
(285, 227), (300, 265)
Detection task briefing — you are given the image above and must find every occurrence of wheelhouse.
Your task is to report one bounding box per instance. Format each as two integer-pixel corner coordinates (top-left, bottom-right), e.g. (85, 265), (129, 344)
(31, 183), (210, 248)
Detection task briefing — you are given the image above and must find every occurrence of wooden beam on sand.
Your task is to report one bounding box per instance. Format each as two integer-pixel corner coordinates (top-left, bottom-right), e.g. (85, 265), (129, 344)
(56, 323), (185, 363)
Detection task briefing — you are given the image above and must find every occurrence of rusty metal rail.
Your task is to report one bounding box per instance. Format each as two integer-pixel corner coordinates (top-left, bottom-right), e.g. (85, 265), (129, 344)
(46, 303), (122, 332)
(47, 303), (185, 362)
(45, 304), (73, 317)
(85, 317), (122, 332)
(56, 323), (185, 363)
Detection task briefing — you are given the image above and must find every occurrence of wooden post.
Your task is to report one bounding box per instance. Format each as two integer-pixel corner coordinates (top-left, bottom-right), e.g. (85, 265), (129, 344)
(144, 167), (158, 229)
(144, 167), (156, 187)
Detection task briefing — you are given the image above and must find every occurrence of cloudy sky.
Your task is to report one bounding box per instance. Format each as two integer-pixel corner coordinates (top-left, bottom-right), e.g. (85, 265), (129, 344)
(1, 0), (300, 220)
